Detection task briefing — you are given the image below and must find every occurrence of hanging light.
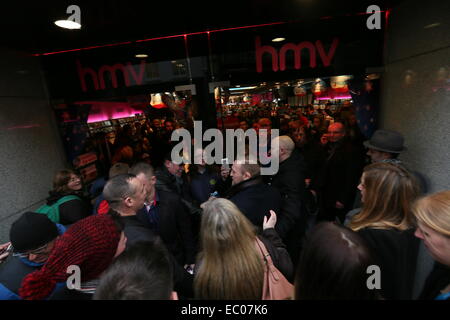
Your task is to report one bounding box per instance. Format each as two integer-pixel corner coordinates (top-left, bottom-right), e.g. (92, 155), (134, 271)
(54, 20), (81, 29)
(54, 5), (81, 30)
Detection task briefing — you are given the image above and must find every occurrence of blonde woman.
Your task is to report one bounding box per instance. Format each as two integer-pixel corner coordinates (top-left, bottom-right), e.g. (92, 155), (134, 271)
(413, 190), (450, 300)
(194, 198), (293, 300)
(348, 162), (421, 299)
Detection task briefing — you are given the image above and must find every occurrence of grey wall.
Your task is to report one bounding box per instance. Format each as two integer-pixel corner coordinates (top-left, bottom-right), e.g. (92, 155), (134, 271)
(0, 49), (66, 242)
(380, 0), (450, 193)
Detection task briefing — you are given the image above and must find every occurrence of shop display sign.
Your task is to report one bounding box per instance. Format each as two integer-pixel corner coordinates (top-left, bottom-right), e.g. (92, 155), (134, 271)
(73, 152), (97, 169)
(79, 164), (97, 183)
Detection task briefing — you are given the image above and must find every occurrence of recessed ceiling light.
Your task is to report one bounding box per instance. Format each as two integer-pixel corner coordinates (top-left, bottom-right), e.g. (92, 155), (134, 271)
(135, 54), (148, 58)
(424, 22), (441, 29)
(272, 37), (285, 42)
(54, 20), (81, 29)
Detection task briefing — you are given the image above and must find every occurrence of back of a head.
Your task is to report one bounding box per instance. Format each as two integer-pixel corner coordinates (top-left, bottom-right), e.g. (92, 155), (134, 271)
(94, 241), (173, 300)
(413, 190), (450, 237)
(350, 162), (420, 231)
(200, 198), (256, 250)
(109, 163), (130, 179)
(273, 136), (295, 155)
(295, 222), (379, 300)
(10, 212), (58, 253)
(19, 214), (123, 300)
(196, 198), (263, 299)
(103, 174), (137, 210)
(129, 162), (155, 178)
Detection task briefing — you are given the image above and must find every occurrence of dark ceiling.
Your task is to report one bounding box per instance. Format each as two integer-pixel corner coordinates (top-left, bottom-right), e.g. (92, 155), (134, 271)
(2, 0), (404, 54)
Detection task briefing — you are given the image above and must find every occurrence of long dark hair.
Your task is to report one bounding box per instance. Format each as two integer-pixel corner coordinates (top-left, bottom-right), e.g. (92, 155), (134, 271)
(295, 222), (380, 300)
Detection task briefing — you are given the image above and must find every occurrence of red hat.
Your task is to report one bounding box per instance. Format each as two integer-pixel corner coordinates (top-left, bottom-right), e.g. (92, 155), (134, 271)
(19, 214), (121, 300)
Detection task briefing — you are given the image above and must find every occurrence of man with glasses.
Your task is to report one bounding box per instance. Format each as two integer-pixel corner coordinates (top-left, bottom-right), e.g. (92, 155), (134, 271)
(0, 212), (65, 300)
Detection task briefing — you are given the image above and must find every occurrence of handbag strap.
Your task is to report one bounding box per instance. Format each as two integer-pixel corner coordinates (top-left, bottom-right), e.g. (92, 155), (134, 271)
(255, 237), (275, 267)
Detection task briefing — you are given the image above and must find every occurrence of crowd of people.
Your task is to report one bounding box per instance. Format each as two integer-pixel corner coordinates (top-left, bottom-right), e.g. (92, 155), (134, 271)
(0, 102), (449, 301)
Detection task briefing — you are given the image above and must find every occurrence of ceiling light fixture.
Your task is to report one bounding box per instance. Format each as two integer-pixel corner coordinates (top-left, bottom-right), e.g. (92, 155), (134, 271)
(424, 22), (441, 29)
(272, 37), (285, 42)
(135, 54), (148, 58)
(54, 20), (81, 29)
(229, 86), (257, 91)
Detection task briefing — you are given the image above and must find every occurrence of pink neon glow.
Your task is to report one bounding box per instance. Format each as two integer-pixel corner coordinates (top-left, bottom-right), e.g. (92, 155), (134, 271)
(76, 101), (143, 123)
(316, 95), (352, 100)
(4, 124), (41, 130)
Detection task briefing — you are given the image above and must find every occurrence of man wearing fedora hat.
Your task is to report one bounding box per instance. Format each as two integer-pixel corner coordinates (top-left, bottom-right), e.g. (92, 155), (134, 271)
(364, 129), (405, 164)
(361, 128), (427, 192)
(350, 129), (406, 210)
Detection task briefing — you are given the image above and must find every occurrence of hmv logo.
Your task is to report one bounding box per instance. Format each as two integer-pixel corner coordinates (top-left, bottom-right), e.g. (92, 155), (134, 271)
(77, 59), (146, 92)
(255, 36), (339, 73)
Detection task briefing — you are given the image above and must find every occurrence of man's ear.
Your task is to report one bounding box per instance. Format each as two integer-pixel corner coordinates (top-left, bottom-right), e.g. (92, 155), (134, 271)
(124, 196), (133, 208)
(243, 171), (252, 180)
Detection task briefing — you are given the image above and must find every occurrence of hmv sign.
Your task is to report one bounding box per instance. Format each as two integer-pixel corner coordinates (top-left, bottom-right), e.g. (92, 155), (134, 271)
(255, 36), (339, 73)
(73, 36), (340, 93)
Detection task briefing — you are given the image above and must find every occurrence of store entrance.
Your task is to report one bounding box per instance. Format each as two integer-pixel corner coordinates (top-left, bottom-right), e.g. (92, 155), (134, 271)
(215, 75), (355, 134)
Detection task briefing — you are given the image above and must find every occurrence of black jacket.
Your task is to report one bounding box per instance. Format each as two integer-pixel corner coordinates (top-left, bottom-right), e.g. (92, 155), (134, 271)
(259, 228), (294, 283)
(155, 166), (202, 216)
(118, 214), (159, 245)
(45, 191), (92, 225)
(110, 210), (195, 299)
(297, 141), (327, 183)
(225, 176), (282, 229)
(358, 227), (420, 300)
(313, 138), (364, 210)
(267, 149), (307, 239)
(136, 190), (197, 265)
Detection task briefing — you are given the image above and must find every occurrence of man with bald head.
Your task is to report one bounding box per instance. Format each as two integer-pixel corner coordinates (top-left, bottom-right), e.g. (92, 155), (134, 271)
(269, 136), (307, 265)
(311, 122), (364, 223)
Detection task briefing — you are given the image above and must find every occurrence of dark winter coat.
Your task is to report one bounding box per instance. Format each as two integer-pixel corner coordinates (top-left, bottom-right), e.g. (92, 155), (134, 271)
(225, 176), (282, 230)
(136, 190), (197, 265)
(267, 149), (307, 239)
(358, 227), (420, 300)
(109, 210), (195, 299)
(313, 138), (364, 211)
(155, 166), (202, 216)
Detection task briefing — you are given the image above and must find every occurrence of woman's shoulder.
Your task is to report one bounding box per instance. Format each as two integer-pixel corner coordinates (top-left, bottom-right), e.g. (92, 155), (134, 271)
(358, 227), (419, 252)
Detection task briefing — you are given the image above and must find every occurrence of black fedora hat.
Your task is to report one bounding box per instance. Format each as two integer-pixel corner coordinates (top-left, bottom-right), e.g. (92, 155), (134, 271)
(364, 130), (406, 154)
